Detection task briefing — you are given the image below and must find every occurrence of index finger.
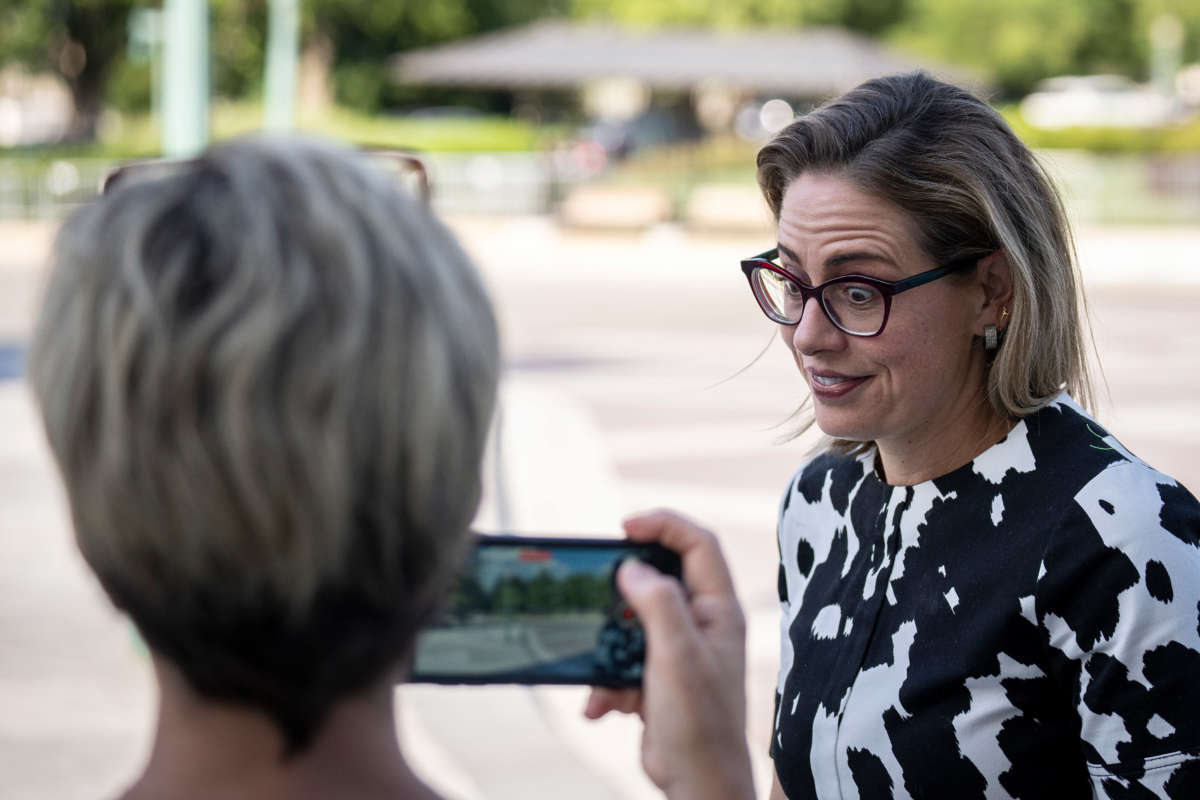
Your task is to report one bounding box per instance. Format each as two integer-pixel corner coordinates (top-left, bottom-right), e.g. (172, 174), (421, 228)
(622, 509), (738, 601)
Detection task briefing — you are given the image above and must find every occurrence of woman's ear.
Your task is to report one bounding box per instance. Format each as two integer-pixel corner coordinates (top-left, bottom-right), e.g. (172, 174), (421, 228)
(976, 250), (1014, 332)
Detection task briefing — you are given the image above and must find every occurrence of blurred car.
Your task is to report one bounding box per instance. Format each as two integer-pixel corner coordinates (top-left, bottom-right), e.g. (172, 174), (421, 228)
(1020, 75), (1180, 128)
(566, 107), (704, 176)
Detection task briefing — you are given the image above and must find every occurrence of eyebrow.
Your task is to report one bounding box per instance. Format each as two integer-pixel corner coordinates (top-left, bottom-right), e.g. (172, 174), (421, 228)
(775, 243), (896, 270)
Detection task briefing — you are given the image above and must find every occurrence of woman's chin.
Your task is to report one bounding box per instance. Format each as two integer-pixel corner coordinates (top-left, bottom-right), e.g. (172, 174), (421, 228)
(813, 411), (876, 443)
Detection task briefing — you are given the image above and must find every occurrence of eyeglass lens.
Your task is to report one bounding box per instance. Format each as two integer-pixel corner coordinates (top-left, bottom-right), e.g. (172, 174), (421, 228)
(750, 267), (886, 336)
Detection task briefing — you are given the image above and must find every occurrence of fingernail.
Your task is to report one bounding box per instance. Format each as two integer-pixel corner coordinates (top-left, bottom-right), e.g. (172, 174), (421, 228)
(619, 557), (656, 586)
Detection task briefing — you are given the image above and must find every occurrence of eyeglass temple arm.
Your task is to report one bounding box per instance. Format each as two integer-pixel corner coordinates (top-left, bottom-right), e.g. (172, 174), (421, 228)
(892, 255), (980, 292)
(364, 149), (431, 204)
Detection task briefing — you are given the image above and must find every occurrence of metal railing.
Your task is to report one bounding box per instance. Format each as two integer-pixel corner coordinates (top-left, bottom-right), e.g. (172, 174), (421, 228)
(0, 159), (116, 219)
(2, 151), (1199, 224)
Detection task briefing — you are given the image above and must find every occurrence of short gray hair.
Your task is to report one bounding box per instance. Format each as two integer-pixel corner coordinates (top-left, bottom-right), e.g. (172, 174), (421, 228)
(757, 72), (1095, 449)
(30, 135), (499, 750)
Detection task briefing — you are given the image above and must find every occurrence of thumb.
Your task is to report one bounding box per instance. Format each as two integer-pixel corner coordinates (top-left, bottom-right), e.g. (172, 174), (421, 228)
(617, 558), (697, 651)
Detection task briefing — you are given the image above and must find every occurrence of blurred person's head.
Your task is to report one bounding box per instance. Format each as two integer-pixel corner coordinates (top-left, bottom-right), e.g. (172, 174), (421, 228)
(30, 136), (499, 753)
(753, 71), (1092, 453)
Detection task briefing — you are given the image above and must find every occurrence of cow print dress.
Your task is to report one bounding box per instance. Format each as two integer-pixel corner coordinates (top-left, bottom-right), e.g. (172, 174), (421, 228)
(772, 394), (1200, 799)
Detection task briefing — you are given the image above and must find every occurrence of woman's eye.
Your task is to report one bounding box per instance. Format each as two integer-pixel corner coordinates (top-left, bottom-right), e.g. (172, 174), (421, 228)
(844, 285), (879, 304)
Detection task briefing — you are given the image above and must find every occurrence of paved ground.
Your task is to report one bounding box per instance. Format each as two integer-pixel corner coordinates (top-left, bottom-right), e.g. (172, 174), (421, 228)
(1, 216), (1198, 799)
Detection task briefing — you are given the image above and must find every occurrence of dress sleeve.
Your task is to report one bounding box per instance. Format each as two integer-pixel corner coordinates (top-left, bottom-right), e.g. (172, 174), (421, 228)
(771, 476), (792, 760)
(1035, 461), (1200, 799)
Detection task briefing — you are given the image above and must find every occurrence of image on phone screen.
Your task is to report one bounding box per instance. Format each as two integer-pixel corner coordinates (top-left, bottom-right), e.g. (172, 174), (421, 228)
(409, 535), (680, 687)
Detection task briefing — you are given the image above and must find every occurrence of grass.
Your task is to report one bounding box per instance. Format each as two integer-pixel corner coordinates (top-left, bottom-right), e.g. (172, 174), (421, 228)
(0, 100), (565, 163)
(5, 99), (1197, 164)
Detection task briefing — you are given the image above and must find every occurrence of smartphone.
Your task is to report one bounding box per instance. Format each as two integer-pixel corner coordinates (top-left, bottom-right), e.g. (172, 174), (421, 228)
(409, 535), (683, 687)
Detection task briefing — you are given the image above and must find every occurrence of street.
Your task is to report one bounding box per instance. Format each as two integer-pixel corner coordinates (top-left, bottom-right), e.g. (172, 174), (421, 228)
(1, 215), (1198, 799)
(415, 614), (607, 679)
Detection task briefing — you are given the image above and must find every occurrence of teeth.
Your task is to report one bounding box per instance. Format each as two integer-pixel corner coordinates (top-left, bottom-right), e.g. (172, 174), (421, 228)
(813, 375), (851, 386)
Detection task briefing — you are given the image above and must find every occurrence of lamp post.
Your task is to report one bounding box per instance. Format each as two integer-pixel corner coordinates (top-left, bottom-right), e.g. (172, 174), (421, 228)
(264, 0), (300, 130)
(160, 0), (209, 157)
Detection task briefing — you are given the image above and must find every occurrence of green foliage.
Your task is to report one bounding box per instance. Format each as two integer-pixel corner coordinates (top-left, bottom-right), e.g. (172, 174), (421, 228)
(493, 576), (527, 614)
(448, 568), (611, 617)
(4, 100), (554, 162)
(3, 0), (1199, 145)
(477, 568), (609, 614)
(449, 574), (490, 617)
(0, 0), (267, 138)
(889, 0), (1200, 97)
(308, 107), (558, 151)
(890, 0), (1091, 96)
(105, 57), (152, 112)
(308, 0), (567, 112)
(1136, 0), (1200, 66)
(211, 0), (268, 99)
(0, 0), (140, 138)
(568, 0), (906, 33)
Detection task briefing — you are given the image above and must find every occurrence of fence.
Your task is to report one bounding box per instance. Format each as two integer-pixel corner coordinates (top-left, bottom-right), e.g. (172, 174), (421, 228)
(0, 152), (558, 220)
(2, 150), (1199, 225)
(1039, 150), (1200, 225)
(0, 159), (114, 220)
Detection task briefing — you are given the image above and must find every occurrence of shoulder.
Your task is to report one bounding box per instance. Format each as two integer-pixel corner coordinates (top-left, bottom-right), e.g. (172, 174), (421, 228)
(1007, 395), (1136, 485)
(1031, 394), (1200, 557)
(1024, 403), (1200, 786)
(1028, 394), (1200, 640)
(974, 394), (1191, 514)
(1035, 459), (1200, 656)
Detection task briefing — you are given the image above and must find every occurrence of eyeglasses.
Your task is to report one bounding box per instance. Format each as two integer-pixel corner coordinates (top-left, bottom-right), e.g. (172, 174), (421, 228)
(101, 148), (431, 204)
(739, 248), (979, 337)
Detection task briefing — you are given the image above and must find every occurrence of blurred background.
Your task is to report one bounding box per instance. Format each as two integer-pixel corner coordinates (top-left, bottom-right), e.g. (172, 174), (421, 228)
(2, 2), (1199, 799)
(2, 0), (1200, 223)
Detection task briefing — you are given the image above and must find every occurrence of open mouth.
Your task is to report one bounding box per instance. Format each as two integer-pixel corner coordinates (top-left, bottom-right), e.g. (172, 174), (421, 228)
(812, 374), (855, 387)
(807, 369), (869, 398)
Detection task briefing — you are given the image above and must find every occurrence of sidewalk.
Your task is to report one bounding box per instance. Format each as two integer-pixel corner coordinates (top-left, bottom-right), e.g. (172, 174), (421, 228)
(398, 377), (664, 800)
(2, 215), (1198, 799)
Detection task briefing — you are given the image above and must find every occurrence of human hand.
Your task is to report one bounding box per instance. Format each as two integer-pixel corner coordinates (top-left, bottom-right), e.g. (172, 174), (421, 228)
(584, 510), (754, 800)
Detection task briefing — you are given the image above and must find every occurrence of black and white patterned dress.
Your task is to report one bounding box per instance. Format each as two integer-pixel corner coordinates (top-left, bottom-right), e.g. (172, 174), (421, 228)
(772, 394), (1200, 799)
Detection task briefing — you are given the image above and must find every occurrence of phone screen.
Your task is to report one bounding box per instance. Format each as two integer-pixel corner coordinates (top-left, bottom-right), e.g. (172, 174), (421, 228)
(409, 535), (681, 687)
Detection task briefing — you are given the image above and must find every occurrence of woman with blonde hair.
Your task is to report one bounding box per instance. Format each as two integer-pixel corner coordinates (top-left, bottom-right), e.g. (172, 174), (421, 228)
(734, 73), (1200, 798)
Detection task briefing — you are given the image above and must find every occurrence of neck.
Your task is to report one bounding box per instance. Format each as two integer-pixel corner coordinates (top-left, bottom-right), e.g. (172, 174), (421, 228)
(875, 391), (1015, 486)
(122, 658), (438, 800)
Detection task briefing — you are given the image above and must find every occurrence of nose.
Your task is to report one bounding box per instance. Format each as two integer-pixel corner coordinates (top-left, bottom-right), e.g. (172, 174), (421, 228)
(790, 297), (845, 355)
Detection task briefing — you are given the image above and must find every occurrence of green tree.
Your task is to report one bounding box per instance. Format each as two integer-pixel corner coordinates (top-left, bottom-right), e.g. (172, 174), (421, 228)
(569, 0), (907, 34)
(0, 0), (139, 140)
(890, 0), (1200, 96)
(211, 0), (268, 100)
(892, 0), (1089, 95)
(493, 575), (529, 615)
(308, 0), (567, 112)
(1136, 0), (1200, 70)
(0, 0), (269, 139)
(449, 573), (489, 618)
(525, 570), (562, 611)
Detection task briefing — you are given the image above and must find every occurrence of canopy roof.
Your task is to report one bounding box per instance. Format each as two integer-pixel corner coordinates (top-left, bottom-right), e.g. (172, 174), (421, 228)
(391, 20), (978, 97)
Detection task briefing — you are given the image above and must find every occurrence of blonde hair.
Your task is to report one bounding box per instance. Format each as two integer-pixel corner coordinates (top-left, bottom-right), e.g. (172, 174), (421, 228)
(756, 72), (1094, 451)
(30, 135), (499, 750)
